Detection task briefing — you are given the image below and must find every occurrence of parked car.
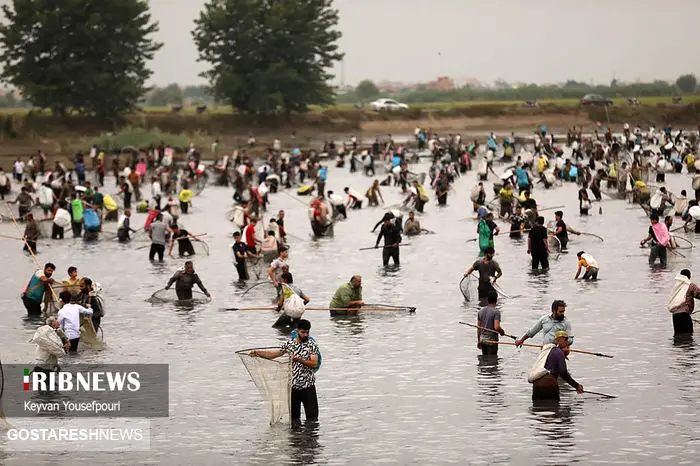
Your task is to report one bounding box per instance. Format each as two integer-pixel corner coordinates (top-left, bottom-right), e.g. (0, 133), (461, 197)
(370, 98), (409, 111)
(580, 94), (613, 106)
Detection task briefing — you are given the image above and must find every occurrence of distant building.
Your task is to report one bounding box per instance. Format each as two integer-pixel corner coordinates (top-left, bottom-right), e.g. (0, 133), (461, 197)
(426, 76), (455, 90)
(376, 81), (412, 93)
(453, 77), (488, 89)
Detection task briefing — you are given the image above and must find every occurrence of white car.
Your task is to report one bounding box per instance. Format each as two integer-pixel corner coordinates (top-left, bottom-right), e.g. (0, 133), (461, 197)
(370, 98), (409, 111)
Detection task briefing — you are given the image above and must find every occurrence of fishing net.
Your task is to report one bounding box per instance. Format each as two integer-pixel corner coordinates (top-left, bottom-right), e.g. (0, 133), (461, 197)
(548, 235), (561, 260)
(236, 348), (291, 425)
(459, 275), (472, 301)
(193, 175), (208, 196)
(671, 235), (693, 250)
(147, 288), (212, 304)
(173, 239), (210, 256)
(79, 316), (105, 350)
(247, 256), (268, 281)
(241, 281), (275, 296)
(37, 220), (53, 238)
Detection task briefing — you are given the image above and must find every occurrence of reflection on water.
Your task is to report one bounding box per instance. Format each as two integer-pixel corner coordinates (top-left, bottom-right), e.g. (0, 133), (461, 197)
(1, 162), (699, 464)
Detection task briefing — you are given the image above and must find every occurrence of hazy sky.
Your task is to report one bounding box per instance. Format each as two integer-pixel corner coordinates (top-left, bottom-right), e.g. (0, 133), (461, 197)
(149, 0), (699, 86)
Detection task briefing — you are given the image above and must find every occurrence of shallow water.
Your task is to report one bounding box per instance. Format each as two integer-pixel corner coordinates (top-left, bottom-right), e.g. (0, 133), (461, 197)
(0, 159), (699, 465)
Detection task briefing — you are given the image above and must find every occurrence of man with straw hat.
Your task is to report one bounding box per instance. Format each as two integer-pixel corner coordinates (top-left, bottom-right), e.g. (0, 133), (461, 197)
(531, 330), (584, 401)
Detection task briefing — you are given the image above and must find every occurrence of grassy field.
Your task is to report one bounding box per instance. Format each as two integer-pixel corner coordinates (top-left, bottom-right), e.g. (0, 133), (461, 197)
(1, 95), (697, 116)
(145, 96), (700, 113)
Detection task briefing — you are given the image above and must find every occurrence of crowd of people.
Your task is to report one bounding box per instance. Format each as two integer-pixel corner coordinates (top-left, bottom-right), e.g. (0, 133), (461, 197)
(7, 121), (700, 424)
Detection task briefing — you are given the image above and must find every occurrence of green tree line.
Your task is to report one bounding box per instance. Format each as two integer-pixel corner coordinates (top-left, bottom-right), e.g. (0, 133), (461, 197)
(0, 0), (695, 116)
(338, 76), (697, 105)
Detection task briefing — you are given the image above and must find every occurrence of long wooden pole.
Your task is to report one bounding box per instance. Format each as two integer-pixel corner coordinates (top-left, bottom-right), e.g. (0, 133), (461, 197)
(0, 233), (49, 247)
(4, 203), (59, 303)
(459, 321), (517, 340)
(224, 306), (411, 312)
(486, 341), (613, 358)
(359, 243), (411, 251)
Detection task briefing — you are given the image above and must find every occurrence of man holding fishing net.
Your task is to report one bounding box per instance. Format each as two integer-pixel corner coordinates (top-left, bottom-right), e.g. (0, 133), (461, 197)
(329, 275), (364, 316)
(251, 319), (320, 424)
(164, 261), (210, 301)
(168, 224), (197, 257)
(464, 246), (502, 303)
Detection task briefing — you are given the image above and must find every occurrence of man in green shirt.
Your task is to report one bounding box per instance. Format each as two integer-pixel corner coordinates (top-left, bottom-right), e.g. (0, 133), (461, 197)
(71, 193), (84, 238)
(328, 275), (364, 316)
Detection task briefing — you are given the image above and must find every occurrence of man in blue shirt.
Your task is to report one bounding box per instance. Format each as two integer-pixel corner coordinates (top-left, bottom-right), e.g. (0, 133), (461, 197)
(316, 166), (327, 198)
(515, 300), (573, 346)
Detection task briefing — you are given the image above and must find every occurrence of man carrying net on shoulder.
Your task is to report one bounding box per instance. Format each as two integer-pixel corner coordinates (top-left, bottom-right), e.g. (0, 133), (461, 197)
(251, 319), (319, 425)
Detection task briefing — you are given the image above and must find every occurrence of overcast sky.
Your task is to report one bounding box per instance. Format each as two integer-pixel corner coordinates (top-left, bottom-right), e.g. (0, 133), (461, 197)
(149, 0), (699, 86)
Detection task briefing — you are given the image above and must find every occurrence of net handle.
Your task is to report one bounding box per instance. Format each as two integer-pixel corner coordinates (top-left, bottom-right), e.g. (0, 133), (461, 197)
(235, 346), (284, 355)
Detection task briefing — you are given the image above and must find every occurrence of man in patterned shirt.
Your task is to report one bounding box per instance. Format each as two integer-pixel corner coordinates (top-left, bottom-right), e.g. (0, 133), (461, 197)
(251, 319), (320, 423)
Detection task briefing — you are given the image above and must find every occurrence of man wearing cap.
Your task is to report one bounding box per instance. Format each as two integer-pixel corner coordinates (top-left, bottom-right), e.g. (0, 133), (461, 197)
(515, 300), (573, 347)
(532, 330), (584, 401)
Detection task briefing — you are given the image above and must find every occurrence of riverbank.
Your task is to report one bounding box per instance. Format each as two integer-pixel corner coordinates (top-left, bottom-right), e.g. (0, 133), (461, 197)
(0, 101), (698, 161)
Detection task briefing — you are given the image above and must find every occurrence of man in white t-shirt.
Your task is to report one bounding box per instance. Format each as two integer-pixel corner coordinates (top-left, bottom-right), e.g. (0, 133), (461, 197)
(268, 246), (290, 295)
(52, 202), (71, 239)
(151, 176), (162, 210)
(57, 290), (93, 353)
(327, 190), (347, 219)
(14, 158), (24, 182)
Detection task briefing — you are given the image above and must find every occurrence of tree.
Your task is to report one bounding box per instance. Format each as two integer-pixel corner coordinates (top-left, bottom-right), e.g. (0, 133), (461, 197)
(183, 85), (212, 101)
(356, 79), (379, 102)
(0, 0), (162, 116)
(147, 84), (184, 107)
(675, 74), (697, 94)
(192, 0), (343, 114)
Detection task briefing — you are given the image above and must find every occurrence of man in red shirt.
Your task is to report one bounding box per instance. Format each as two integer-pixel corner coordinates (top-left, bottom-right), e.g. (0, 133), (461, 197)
(242, 217), (259, 255)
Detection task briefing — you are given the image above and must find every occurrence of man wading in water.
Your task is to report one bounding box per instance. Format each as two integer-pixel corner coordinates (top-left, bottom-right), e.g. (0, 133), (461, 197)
(251, 319), (320, 425)
(232, 231), (249, 281)
(329, 275), (364, 316)
(165, 261), (211, 301)
(640, 213), (670, 267)
(516, 300), (573, 346)
(375, 215), (402, 266)
(668, 269), (700, 335)
(463, 246), (502, 303)
(477, 291), (506, 356)
(552, 211), (580, 252)
(528, 216), (550, 271)
(168, 224), (196, 257)
(531, 331), (583, 402)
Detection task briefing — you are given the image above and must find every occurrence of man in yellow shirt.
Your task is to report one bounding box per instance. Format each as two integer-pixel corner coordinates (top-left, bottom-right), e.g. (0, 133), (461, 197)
(62, 266), (82, 302)
(179, 183), (193, 214)
(574, 251), (599, 280)
(499, 181), (514, 216)
(413, 181), (429, 213)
